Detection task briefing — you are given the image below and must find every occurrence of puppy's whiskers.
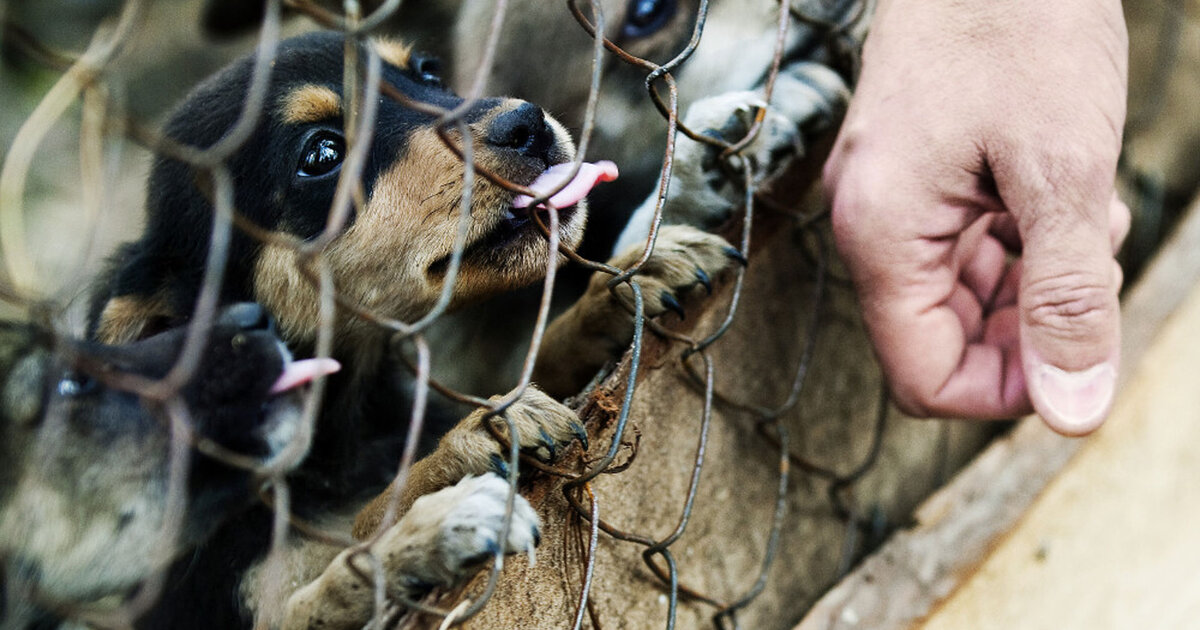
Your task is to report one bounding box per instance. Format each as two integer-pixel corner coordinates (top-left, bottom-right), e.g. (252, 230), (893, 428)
(420, 181), (456, 204)
(422, 195), (461, 225)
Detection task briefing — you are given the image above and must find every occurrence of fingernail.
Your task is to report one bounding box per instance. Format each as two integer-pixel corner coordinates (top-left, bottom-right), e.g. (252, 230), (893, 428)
(1033, 362), (1116, 434)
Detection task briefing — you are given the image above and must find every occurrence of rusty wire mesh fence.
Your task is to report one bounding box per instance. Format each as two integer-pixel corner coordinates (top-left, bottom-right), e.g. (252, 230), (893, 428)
(0, 0), (1034, 628)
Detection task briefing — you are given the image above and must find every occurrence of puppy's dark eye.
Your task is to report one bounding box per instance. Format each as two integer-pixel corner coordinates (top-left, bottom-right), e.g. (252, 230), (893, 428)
(57, 371), (98, 398)
(623, 0), (677, 38)
(411, 53), (443, 87)
(298, 132), (345, 178)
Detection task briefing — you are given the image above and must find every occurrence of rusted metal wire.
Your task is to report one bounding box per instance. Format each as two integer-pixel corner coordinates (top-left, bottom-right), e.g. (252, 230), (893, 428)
(0, 0), (890, 628)
(570, 482), (602, 630)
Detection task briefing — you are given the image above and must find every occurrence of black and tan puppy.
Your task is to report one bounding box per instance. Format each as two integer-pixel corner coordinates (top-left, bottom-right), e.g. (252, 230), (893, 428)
(87, 30), (730, 628)
(0, 304), (334, 627)
(73, 28), (660, 627)
(90, 31), (606, 499)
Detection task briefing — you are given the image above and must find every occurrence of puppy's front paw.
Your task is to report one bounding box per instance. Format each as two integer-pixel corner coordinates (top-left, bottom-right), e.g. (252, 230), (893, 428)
(683, 90), (793, 182)
(614, 62), (849, 253)
(402, 474), (540, 587)
(681, 61), (849, 193)
(534, 226), (738, 397)
(768, 61), (850, 143)
(281, 475), (539, 630)
(606, 225), (739, 320)
(443, 386), (586, 479)
(353, 387), (580, 540)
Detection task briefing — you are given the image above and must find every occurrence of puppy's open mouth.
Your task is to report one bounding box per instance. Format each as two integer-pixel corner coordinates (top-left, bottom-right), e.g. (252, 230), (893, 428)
(496, 160), (619, 236)
(430, 160), (619, 274)
(512, 161), (619, 212)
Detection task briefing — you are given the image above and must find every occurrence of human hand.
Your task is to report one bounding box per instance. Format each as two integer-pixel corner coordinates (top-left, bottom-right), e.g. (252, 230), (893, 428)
(823, 0), (1130, 435)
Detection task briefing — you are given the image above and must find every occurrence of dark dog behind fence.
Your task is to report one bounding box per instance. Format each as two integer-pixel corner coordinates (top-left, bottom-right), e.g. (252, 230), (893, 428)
(6, 0), (1183, 627)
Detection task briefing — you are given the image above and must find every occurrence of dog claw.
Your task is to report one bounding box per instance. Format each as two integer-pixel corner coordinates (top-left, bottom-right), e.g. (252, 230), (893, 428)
(660, 291), (685, 320)
(489, 453), (511, 479)
(463, 537), (502, 567)
(694, 268), (712, 294)
(537, 427), (557, 460)
(570, 422), (589, 451)
(723, 246), (748, 266)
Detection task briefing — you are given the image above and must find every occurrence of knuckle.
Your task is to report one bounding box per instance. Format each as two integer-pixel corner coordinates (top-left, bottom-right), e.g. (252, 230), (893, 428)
(875, 356), (936, 418)
(1109, 198), (1131, 250)
(1018, 141), (1117, 222)
(885, 379), (932, 419)
(1022, 271), (1115, 339)
(826, 157), (899, 247)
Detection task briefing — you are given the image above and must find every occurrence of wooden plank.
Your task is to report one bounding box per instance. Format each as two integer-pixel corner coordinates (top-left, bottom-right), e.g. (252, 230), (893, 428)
(916, 257), (1200, 629)
(794, 195), (1200, 630)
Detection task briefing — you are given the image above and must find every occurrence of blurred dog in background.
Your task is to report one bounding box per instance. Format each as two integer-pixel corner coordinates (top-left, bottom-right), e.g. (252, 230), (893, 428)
(0, 304), (333, 627)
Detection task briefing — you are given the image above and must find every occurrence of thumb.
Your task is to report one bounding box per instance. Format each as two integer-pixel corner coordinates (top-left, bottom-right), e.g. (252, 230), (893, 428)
(1017, 195), (1124, 436)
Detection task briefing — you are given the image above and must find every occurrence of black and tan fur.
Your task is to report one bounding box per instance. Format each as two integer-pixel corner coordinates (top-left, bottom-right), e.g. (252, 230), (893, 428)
(83, 31), (581, 629)
(189, 2), (857, 400)
(0, 304), (309, 627)
(85, 30), (732, 629)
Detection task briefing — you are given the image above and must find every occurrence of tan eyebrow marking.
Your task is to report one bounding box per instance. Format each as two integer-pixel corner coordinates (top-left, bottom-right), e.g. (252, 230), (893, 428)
(280, 85), (341, 125)
(371, 38), (412, 70)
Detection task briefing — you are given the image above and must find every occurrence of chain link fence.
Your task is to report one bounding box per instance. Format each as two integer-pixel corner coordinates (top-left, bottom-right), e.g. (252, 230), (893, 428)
(6, 0), (1184, 628)
(0, 1), (922, 627)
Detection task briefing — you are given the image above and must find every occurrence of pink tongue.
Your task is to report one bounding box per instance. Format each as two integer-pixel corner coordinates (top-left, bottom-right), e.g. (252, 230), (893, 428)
(269, 358), (341, 394)
(512, 160), (619, 210)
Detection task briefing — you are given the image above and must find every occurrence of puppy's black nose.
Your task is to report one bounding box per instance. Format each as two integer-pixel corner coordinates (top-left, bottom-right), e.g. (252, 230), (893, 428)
(486, 102), (553, 164)
(220, 303), (274, 333)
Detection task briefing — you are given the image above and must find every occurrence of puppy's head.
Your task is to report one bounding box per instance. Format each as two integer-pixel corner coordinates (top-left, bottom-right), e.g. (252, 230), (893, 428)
(0, 304), (336, 602)
(93, 32), (616, 346)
